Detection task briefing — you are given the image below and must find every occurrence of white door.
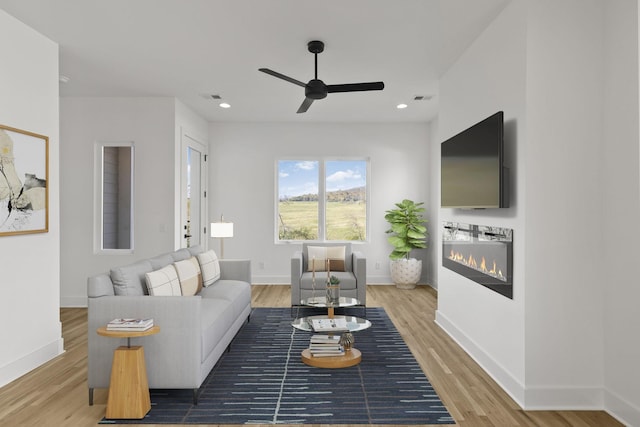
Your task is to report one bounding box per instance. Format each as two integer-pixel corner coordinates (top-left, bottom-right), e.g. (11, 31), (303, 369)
(181, 134), (207, 248)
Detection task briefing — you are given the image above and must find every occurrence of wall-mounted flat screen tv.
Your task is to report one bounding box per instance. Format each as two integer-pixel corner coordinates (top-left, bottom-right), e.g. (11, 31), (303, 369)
(441, 111), (508, 209)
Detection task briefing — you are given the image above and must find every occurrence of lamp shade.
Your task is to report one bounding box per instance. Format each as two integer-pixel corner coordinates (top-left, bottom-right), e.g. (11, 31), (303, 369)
(210, 222), (234, 238)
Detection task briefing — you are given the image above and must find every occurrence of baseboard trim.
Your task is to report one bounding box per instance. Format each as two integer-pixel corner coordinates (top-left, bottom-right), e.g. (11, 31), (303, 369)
(523, 386), (603, 410)
(436, 310), (618, 413)
(0, 338), (64, 388)
(605, 388), (640, 427)
(60, 296), (87, 308)
(435, 309), (526, 407)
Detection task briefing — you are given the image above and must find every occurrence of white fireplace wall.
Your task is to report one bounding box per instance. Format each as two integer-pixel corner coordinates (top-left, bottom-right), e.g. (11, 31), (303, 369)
(435, 0), (616, 413)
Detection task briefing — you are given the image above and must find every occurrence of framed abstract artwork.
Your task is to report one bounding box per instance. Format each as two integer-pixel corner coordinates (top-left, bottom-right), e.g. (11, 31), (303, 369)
(0, 124), (49, 236)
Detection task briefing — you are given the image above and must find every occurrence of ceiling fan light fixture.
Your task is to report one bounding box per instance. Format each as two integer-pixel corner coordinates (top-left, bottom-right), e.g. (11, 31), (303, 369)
(259, 40), (384, 114)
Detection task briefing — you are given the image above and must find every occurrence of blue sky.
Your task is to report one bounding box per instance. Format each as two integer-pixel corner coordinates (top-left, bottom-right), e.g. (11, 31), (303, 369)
(278, 160), (366, 198)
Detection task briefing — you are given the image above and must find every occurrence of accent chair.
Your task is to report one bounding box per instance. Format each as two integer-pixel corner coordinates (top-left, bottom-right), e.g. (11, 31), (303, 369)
(290, 242), (366, 307)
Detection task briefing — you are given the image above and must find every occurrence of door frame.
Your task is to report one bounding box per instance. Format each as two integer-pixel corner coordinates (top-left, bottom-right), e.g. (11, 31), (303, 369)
(176, 128), (208, 249)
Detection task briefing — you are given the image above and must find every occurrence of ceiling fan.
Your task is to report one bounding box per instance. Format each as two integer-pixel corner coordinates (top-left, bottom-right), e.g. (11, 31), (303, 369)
(259, 40), (385, 114)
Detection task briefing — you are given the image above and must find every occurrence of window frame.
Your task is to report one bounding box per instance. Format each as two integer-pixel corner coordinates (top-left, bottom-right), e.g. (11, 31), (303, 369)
(275, 157), (370, 244)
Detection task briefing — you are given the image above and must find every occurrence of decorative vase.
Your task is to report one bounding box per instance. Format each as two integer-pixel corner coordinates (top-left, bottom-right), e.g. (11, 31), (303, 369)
(390, 258), (422, 289)
(326, 283), (340, 305)
(339, 331), (354, 351)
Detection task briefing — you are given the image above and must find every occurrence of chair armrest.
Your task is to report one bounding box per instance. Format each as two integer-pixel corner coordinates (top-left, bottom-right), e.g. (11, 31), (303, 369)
(219, 259), (251, 283)
(353, 251), (367, 305)
(290, 251), (303, 305)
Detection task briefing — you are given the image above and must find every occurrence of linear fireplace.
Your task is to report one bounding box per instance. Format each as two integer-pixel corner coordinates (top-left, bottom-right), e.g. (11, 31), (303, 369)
(442, 222), (513, 299)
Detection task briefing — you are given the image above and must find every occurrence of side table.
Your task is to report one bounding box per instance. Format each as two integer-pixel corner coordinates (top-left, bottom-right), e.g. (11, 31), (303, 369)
(96, 325), (160, 419)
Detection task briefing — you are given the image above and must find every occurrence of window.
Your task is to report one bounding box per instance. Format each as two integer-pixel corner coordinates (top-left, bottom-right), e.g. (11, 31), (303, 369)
(94, 141), (134, 253)
(277, 159), (368, 242)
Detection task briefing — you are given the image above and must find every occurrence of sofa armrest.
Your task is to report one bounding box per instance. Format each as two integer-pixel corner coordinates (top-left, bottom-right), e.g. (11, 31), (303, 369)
(219, 259), (251, 283)
(88, 295), (203, 389)
(87, 273), (115, 298)
(353, 251), (367, 305)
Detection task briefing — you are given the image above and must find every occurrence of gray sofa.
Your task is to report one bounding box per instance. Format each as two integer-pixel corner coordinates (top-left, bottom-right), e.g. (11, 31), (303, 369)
(87, 245), (251, 405)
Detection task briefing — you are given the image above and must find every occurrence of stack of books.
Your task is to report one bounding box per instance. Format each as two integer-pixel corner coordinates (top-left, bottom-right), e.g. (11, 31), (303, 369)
(310, 317), (349, 332)
(308, 334), (344, 357)
(106, 318), (154, 331)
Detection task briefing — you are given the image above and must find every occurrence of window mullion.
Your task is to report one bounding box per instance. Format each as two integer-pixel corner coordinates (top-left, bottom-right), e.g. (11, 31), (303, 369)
(318, 160), (326, 241)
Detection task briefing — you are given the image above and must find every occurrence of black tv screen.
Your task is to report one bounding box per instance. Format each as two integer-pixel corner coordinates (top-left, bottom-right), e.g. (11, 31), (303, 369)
(441, 111), (507, 209)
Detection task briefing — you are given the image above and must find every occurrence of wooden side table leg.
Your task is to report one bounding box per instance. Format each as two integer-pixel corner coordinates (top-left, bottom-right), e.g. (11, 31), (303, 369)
(105, 346), (151, 419)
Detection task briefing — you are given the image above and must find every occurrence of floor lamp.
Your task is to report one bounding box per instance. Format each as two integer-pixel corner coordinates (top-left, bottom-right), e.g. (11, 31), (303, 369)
(210, 217), (234, 259)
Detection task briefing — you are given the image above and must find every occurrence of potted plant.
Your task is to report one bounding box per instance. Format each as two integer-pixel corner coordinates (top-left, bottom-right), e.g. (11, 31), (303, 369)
(385, 199), (428, 289)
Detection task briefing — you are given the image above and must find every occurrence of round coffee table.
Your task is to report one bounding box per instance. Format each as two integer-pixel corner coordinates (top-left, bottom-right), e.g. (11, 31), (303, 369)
(292, 301), (371, 369)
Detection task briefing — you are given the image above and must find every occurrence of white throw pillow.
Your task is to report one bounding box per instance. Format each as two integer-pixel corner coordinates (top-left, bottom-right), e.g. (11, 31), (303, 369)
(307, 246), (346, 272)
(197, 250), (220, 287)
(145, 265), (182, 296)
(174, 257), (202, 296)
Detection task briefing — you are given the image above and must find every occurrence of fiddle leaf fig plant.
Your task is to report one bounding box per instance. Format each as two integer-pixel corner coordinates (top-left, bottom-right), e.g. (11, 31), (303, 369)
(385, 199), (428, 260)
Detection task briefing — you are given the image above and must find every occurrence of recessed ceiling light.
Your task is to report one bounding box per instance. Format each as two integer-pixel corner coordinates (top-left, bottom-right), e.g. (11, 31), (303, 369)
(219, 102), (231, 109)
(397, 103), (408, 109)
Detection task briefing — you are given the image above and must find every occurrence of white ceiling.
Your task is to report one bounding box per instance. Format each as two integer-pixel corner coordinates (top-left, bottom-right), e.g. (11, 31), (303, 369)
(0, 0), (509, 123)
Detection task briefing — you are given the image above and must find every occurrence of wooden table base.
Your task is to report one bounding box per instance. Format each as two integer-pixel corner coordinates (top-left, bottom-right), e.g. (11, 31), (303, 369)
(301, 348), (361, 368)
(105, 346), (151, 419)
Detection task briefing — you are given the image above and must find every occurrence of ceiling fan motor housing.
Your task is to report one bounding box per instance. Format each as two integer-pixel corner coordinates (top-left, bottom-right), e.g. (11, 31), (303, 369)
(305, 79), (328, 99)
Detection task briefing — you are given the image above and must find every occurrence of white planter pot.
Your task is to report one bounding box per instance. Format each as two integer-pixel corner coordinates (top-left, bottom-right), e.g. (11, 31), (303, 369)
(390, 258), (422, 289)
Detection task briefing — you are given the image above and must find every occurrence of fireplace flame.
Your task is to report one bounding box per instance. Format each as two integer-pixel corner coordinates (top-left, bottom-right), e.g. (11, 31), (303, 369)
(448, 250), (506, 282)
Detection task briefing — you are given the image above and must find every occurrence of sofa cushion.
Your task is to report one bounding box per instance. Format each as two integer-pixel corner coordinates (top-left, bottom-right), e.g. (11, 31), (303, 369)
(145, 264), (182, 296)
(188, 245), (205, 256)
(300, 271), (357, 290)
(307, 245), (346, 272)
(149, 253), (175, 270)
(197, 250), (220, 287)
(111, 260), (154, 295)
(200, 298), (234, 361)
(174, 257), (203, 296)
(172, 248), (192, 262)
(199, 279), (252, 319)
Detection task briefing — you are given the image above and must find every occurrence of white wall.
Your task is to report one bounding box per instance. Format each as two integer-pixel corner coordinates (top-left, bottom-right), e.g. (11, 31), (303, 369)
(207, 122), (431, 285)
(524, 0), (605, 409)
(602, 1), (640, 425)
(436, 1), (640, 423)
(0, 10), (62, 387)
(435, 0), (527, 403)
(60, 98), (178, 306)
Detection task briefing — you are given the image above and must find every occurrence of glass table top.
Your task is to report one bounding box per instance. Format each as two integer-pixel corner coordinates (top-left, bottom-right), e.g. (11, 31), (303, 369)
(291, 314), (371, 333)
(301, 296), (360, 308)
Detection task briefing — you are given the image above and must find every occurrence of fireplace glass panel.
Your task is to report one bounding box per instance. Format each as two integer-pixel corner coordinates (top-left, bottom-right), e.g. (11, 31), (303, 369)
(442, 222), (513, 299)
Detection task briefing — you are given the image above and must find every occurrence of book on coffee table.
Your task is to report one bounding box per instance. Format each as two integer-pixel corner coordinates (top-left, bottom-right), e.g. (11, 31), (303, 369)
(310, 318), (348, 332)
(107, 318), (154, 331)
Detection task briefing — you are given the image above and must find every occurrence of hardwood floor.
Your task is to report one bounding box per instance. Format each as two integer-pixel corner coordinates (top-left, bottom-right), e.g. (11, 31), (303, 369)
(0, 285), (622, 426)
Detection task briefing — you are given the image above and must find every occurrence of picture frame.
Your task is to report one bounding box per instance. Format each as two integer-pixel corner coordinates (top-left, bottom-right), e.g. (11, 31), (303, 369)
(0, 124), (49, 236)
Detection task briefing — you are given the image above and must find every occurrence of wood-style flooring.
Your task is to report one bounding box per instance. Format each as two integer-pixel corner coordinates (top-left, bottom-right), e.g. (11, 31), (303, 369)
(0, 285), (623, 426)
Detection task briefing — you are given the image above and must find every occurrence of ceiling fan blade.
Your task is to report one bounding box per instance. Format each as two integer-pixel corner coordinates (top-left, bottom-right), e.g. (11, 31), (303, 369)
(297, 97), (314, 114)
(327, 82), (385, 93)
(259, 68), (306, 87)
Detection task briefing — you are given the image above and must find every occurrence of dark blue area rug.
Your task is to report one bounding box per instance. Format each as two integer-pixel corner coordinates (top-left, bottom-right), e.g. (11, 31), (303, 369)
(100, 307), (454, 425)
